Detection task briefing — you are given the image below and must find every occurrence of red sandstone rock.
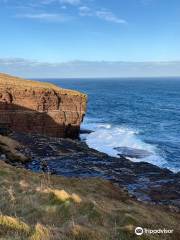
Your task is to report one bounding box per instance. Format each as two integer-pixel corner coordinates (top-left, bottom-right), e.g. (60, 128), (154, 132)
(0, 73), (87, 138)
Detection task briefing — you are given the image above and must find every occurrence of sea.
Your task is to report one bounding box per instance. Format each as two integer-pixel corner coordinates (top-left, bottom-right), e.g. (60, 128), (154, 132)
(38, 78), (180, 173)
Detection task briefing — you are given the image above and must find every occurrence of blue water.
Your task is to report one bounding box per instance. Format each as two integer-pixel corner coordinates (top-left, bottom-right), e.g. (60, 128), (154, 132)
(38, 78), (180, 172)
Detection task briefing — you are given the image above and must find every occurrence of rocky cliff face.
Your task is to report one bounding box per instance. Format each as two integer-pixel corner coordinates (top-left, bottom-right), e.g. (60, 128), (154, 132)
(0, 73), (87, 138)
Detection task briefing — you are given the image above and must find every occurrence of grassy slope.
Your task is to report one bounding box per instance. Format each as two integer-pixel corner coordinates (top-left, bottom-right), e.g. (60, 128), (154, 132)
(0, 136), (179, 240)
(0, 166), (179, 239)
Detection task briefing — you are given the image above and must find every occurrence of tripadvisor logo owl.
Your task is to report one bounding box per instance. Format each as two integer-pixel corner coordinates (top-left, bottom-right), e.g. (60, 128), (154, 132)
(135, 227), (144, 236)
(135, 227), (174, 236)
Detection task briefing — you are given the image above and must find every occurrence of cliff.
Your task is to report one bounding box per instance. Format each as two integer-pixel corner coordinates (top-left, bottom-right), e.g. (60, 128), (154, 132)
(0, 73), (87, 138)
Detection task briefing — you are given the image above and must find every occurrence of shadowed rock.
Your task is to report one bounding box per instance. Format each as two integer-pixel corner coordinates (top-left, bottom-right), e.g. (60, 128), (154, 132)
(7, 132), (179, 209)
(0, 73), (87, 138)
(115, 146), (152, 158)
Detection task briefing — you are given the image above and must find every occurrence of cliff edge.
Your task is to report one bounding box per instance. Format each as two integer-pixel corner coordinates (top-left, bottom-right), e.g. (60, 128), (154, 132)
(0, 73), (87, 138)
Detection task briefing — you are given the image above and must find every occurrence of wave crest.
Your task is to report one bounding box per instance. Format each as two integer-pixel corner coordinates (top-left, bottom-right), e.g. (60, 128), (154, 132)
(81, 118), (167, 168)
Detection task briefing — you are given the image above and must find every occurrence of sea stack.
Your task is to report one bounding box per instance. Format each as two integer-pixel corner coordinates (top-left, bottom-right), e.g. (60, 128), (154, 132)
(0, 73), (87, 138)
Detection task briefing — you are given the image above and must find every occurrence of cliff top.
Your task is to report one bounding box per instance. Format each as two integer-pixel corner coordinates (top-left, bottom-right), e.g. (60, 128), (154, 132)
(0, 73), (87, 98)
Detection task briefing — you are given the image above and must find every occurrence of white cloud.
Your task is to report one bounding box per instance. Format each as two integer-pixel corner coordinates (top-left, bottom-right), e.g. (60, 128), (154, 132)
(16, 13), (71, 22)
(79, 6), (92, 16)
(95, 10), (127, 24)
(0, 58), (180, 78)
(78, 7), (127, 24)
(59, 0), (81, 5)
(41, 0), (81, 5)
(2, 0), (127, 25)
(1, 0), (81, 6)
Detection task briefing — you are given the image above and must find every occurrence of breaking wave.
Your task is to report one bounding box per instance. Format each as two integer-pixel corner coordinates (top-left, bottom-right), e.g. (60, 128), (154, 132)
(81, 118), (169, 170)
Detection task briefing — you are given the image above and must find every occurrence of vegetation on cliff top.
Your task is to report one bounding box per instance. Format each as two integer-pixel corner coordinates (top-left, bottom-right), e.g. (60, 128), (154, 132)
(0, 73), (87, 99)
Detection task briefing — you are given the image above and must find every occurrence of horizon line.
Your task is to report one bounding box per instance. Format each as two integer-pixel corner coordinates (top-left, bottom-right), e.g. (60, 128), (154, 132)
(30, 75), (180, 80)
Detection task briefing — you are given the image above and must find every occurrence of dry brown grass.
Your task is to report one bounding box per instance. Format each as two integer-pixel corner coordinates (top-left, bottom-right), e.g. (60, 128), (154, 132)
(0, 135), (29, 163)
(0, 160), (179, 240)
(0, 215), (30, 234)
(30, 223), (51, 240)
(40, 188), (82, 204)
(0, 73), (87, 98)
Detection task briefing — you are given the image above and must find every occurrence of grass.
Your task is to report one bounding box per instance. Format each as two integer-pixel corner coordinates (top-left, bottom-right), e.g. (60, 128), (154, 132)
(44, 188), (82, 204)
(0, 160), (179, 240)
(0, 136), (179, 239)
(0, 135), (29, 163)
(30, 223), (51, 240)
(0, 73), (87, 99)
(0, 215), (30, 235)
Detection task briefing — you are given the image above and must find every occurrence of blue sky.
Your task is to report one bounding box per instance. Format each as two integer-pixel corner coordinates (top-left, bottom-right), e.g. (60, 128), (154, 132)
(0, 0), (180, 77)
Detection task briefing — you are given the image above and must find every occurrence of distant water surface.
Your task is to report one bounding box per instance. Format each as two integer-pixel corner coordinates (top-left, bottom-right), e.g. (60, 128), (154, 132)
(37, 78), (180, 172)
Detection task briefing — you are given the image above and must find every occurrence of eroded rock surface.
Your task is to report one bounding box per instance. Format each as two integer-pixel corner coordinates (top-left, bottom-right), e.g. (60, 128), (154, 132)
(9, 132), (180, 209)
(0, 73), (87, 138)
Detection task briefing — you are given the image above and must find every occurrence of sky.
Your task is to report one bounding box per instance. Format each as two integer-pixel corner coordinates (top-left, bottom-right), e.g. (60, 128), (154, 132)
(0, 0), (180, 78)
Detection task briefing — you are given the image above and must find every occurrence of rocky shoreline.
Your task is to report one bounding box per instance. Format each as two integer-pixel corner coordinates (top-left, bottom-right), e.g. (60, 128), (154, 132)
(3, 131), (180, 210)
(0, 73), (179, 213)
(0, 74), (179, 239)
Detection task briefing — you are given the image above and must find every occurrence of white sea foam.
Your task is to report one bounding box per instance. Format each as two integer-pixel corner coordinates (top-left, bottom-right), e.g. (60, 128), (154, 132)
(81, 118), (168, 169)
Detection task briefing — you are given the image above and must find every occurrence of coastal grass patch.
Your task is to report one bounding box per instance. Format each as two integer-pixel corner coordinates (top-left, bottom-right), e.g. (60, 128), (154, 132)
(78, 202), (104, 225)
(0, 135), (29, 163)
(0, 215), (31, 238)
(0, 73), (87, 99)
(45, 200), (72, 224)
(0, 160), (179, 240)
(40, 188), (82, 206)
(0, 169), (8, 176)
(29, 223), (51, 240)
(63, 224), (106, 240)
